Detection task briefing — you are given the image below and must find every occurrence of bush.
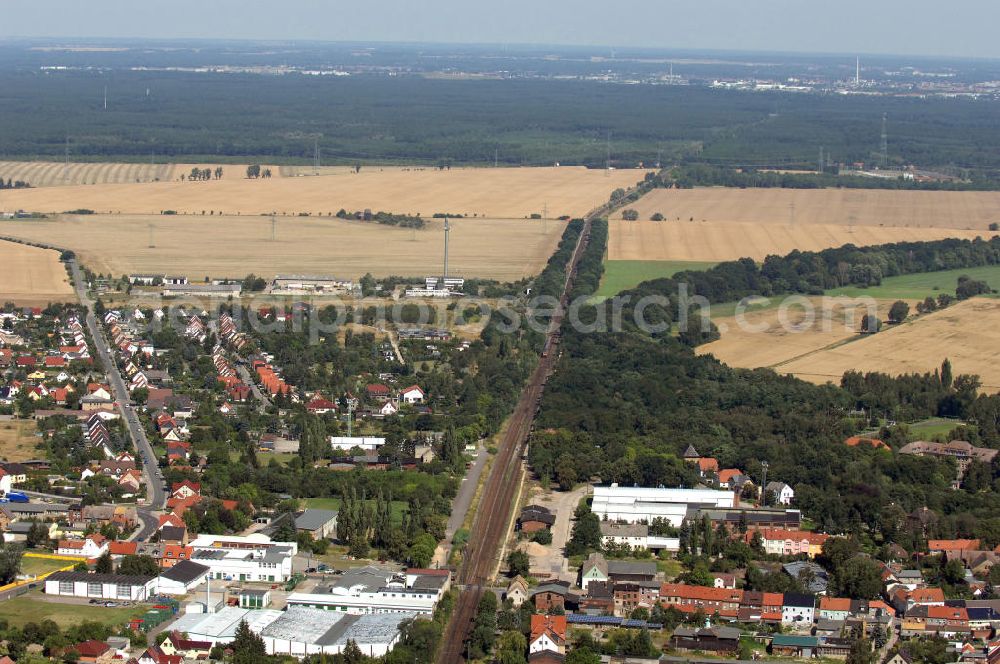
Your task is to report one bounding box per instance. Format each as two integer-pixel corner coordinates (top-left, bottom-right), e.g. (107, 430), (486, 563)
(621, 209), (639, 221)
(531, 529), (553, 545)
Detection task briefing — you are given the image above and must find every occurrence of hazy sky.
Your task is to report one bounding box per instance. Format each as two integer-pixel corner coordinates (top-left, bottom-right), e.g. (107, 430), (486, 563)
(3, 0), (999, 59)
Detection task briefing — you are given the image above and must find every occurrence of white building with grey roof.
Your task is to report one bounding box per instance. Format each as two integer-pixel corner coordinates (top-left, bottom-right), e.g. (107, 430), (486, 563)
(285, 565), (443, 615)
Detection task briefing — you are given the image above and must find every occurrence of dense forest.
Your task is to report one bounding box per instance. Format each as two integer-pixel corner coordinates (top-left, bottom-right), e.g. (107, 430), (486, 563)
(667, 163), (1000, 191)
(532, 229), (1000, 552)
(2, 69), (1000, 178)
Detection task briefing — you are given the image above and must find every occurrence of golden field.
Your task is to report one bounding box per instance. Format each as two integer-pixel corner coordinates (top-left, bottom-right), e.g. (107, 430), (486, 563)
(0, 215), (565, 281)
(615, 187), (1000, 229)
(0, 166), (648, 219)
(610, 187), (1000, 262)
(0, 241), (75, 304)
(778, 299), (1000, 390)
(0, 161), (272, 187)
(698, 297), (902, 373)
(701, 298), (1000, 391)
(609, 220), (997, 262)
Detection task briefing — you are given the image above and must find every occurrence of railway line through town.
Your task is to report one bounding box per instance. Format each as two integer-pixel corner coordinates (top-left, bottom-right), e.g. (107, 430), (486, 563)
(436, 210), (597, 663)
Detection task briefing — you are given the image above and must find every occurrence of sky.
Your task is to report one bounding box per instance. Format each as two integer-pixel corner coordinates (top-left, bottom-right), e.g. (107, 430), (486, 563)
(2, 0), (1000, 59)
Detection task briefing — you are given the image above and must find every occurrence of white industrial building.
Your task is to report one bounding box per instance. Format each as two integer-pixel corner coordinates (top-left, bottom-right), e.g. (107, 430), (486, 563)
(271, 275), (354, 294)
(329, 436), (385, 453)
(286, 566), (446, 615)
(591, 484), (736, 527)
(170, 606), (283, 647)
(169, 606), (412, 658)
(188, 534), (297, 583)
(45, 571), (158, 601)
(157, 560), (211, 595)
(262, 607), (414, 657)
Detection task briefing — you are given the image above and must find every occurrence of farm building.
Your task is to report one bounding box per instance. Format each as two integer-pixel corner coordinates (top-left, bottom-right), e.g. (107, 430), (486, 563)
(329, 436), (384, 453)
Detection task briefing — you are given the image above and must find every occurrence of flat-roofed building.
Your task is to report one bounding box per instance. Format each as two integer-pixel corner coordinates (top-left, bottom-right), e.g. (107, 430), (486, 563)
(286, 565), (442, 615)
(271, 275), (354, 294)
(591, 484), (735, 527)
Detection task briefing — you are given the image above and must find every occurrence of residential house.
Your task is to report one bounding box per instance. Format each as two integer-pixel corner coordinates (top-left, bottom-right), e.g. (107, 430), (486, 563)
(766, 481), (795, 506)
(399, 385), (425, 404)
(782, 593), (816, 626)
(506, 575), (529, 608)
(580, 552), (609, 591)
(529, 614), (567, 655)
(57, 534), (109, 558)
(659, 583), (743, 620)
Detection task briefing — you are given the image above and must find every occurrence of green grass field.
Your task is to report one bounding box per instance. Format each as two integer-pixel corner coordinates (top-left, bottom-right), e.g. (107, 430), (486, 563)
(20, 557), (73, 577)
(907, 417), (969, 441)
(302, 497), (408, 523)
(0, 593), (147, 628)
(595, 260), (718, 299)
(826, 265), (1000, 301)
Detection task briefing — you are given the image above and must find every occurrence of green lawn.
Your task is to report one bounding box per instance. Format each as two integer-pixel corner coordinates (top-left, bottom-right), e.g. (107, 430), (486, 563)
(20, 557), (73, 577)
(0, 593), (147, 628)
(302, 497), (408, 523)
(825, 265), (1000, 301)
(595, 260), (718, 299)
(907, 417), (968, 441)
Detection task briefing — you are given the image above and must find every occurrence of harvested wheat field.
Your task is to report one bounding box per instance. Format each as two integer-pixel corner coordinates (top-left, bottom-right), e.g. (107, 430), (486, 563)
(0, 241), (75, 304)
(0, 161), (276, 188)
(610, 220), (998, 262)
(777, 298), (1000, 390)
(699, 297), (906, 373)
(0, 215), (564, 281)
(616, 188), (1000, 229)
(610, 187), (1000, 262)
(0, 166), (648, 219)
(703, 298), (1000, 391)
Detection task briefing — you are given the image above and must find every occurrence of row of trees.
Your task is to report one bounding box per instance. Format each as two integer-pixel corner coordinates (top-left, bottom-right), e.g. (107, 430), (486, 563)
(0, 177), (30, 189)
(182, 166), (223, 181)
(246, 164), (273, 179)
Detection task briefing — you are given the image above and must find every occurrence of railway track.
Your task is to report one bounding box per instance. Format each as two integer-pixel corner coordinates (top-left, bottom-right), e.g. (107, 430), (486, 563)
(436, 214), (595, 663)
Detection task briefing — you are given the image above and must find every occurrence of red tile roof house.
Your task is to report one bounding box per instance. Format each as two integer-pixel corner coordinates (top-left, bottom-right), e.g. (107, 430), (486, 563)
(929, 539), (981, 555)
(529, 614), (568, 655)
(72, 640), (110, 663)
(366, 384), (391, 402)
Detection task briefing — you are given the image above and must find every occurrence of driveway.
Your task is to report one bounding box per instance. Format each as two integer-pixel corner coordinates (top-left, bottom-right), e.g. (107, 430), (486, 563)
(522, 483), (591, 582)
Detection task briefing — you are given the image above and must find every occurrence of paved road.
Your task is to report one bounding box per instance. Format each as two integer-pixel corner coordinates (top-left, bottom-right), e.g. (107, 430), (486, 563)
(68, 259), (165, 539)
(236, 362), (271, 412)
(432, 443), (487, 567)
